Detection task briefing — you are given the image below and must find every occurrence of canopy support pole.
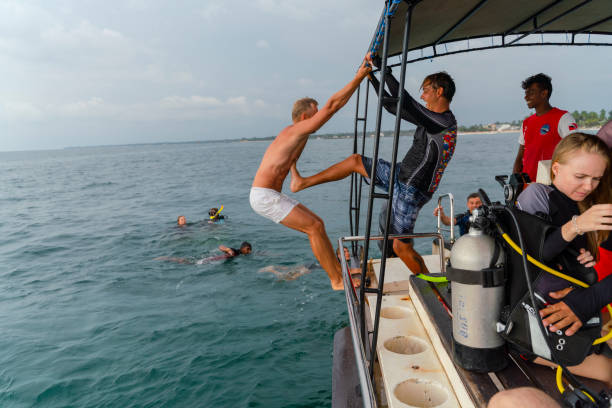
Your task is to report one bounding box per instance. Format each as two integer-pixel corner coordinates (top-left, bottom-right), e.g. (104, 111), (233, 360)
(359, 0), (395, 364)
(502, 0), (564, 37)
(368, 2), (414, 380)
(507, 0), (593, 46)
(434, 0), (489, 52)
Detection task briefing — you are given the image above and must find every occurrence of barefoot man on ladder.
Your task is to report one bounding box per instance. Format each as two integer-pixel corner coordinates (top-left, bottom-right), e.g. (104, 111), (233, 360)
(250, 55), (372, 290)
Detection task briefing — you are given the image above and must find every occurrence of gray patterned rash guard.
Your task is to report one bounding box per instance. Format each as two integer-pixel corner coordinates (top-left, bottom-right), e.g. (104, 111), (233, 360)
(370, 71), (457, 196)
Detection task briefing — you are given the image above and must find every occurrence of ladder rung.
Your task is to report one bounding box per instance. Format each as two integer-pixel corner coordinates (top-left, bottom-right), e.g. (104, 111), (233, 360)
(372, 193), (390, 200)
(364, 288), (380, 294)
(356, 117), (367, 121)
(382, 96), (399, 104)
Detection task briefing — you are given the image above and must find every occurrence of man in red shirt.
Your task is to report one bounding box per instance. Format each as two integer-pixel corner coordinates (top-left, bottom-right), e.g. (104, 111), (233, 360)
(512, 73), (577, 181)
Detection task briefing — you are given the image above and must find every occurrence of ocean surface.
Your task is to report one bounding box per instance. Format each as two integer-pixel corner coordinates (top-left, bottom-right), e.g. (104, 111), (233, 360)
(0, 133), (517, 407)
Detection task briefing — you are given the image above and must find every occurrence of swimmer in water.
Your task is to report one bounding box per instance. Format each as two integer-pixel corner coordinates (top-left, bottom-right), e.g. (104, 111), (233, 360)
(258, 264), (314, 281)
(155, 242), (252, 264)
(260, 247), (358, 283)
(177, 215), (187, 226)
(208, 207), (225, 223)
(218, 242), (252, 257)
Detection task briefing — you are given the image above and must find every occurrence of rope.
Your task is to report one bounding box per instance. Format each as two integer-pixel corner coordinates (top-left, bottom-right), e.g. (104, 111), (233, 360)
(369, 0), (403, 56)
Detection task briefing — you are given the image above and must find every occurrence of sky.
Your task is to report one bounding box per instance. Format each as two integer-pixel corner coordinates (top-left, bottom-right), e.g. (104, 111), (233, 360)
(1, 0), (611, 152)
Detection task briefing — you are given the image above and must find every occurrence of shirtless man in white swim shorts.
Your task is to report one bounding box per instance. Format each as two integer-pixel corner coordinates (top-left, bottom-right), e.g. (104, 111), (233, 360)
(250, 54), (372, 290)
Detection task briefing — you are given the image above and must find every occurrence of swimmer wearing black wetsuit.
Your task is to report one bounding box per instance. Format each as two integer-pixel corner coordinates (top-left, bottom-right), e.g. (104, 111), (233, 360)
(219, 242), (252, 258)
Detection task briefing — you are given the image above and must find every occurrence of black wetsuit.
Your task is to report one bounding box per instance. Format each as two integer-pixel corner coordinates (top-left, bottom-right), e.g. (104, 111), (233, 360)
(369, 71), (457, 196)
(564, 276), (612, 324)
(517, 183), (611, 322)
(517, 184), (587, 260)
(454, 211), (472, 236)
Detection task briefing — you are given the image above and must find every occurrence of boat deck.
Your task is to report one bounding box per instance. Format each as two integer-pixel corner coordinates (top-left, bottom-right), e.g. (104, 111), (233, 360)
(333, 254), (609, 408)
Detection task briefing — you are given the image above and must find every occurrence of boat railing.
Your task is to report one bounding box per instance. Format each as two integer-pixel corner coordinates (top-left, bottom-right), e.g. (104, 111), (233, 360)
(436, 193), (456, 244)
(338, 232), (446, 408)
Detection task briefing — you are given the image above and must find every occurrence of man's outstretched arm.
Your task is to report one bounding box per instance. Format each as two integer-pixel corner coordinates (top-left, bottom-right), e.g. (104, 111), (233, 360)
(290, 55), (372, 137)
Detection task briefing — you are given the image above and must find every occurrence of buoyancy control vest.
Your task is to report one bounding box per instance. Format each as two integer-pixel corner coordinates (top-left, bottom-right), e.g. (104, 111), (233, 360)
(493, 206), (602, 367)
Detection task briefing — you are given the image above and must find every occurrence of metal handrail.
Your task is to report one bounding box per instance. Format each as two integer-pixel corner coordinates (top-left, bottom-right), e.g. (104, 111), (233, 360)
(338, 231), (446, 408)
(339, 251), (376, 408)
(436, 193), (456, 244)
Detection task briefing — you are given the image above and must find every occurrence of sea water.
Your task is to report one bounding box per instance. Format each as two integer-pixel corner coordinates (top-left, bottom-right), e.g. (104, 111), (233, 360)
(0, 133), (516, 407)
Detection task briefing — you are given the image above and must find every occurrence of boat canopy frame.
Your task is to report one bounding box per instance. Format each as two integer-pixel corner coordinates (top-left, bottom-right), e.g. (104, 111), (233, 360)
(343, 1), (612, 407)
(368, 0), (612, 64)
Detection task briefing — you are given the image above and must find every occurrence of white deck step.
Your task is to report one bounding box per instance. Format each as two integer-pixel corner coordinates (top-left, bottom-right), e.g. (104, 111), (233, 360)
(367, 256), (475, 408)
(370, 255), (443, 293)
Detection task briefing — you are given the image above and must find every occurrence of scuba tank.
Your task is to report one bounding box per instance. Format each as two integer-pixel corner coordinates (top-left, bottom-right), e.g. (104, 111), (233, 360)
(443, 185), (611, 406)
(448, 208), (508, 372)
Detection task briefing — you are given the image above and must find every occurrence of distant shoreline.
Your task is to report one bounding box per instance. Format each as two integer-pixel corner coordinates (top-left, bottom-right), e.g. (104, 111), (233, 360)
(2, 127), (602, 153)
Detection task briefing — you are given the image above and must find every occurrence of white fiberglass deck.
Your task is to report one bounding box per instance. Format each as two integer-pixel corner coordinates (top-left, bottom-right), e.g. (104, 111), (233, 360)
(367, 256), (474, 408)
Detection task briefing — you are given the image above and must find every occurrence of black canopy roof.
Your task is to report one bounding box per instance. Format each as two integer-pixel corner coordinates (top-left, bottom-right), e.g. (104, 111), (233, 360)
(369, 0), (612, 63)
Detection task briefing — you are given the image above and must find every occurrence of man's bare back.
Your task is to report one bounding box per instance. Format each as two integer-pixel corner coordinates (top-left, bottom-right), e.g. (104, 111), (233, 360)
(250, 55), (372, 290)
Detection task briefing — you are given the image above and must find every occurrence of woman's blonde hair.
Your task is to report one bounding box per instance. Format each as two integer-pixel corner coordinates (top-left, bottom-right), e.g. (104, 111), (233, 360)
(550, 132), (612, 256)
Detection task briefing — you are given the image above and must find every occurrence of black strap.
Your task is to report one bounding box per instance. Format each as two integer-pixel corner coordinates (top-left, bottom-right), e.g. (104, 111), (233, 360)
(447, 265), (505, 287)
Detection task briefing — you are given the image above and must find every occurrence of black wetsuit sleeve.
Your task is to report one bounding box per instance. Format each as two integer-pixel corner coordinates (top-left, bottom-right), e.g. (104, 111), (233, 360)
(541, 229), (568, 261)
(562, 275), (612, 322)
(230, 248), (240, 256)
(517, 184), (569, 261)
(369, 72), (450, 133)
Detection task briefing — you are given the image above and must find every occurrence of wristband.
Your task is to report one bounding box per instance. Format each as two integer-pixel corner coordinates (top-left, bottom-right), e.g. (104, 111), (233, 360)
(571, 215), (584, 236)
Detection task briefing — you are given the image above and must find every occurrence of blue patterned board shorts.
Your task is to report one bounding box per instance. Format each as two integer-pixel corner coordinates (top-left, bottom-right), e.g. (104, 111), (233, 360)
(361, 156), (431, 243)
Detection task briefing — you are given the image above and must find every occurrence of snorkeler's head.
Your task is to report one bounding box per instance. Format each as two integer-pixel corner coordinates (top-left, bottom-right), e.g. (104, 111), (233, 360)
(208, 208), (219, 217)
(240, 241), (252, 254)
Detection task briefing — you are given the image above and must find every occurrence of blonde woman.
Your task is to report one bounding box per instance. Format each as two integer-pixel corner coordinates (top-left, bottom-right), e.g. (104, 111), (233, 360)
(517, 132), (612, 386)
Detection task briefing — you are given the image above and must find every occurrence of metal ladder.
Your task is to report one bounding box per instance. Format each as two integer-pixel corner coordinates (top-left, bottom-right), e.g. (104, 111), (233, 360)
(348, 0), (416, 386)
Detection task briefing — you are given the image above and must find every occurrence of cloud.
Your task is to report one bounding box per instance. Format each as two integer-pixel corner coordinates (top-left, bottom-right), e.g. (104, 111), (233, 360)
(0, 101), (44, 120)
(0, 95), (268, 122)
(227, 96), (247, 106)
(55, 97), (108, 116)
(256, 39), (270, 49)
(254, 0), (315, 20)
(253, 0), (371, 23)
(199, 4), (228, 21)
(160, 96), (224, 109)
(41, 20), (124, 49)
(298, 78), (314, 87)
(142, 65), (196, 84)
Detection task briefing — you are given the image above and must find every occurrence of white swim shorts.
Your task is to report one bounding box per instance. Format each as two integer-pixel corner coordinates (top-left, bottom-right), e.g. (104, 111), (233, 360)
(249, 187), (299, 223)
